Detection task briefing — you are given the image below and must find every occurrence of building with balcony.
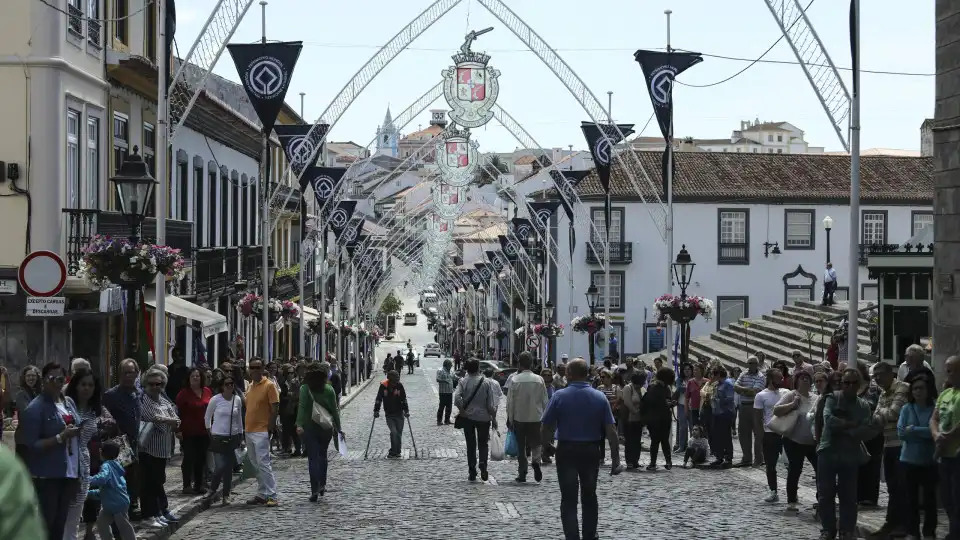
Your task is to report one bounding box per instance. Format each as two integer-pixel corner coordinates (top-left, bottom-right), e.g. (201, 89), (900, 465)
(531, 151), (933, 363)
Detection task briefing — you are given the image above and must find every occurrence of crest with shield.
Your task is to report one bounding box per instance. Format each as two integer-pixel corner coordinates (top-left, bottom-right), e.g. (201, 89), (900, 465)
(435, 127), (479, 187)
(442, 28), (500, 129)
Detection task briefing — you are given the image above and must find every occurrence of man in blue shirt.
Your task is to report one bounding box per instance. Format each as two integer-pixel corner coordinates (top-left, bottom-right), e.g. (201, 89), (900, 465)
(541, 358), (622, 540)
(709, 365), (737, 469)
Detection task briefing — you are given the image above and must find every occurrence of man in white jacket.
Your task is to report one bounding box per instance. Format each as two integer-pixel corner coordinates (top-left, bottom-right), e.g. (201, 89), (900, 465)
(506, 352), (549, 483)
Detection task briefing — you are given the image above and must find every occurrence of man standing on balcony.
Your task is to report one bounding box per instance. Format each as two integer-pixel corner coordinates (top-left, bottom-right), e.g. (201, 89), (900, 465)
(823, 262), (838, 306)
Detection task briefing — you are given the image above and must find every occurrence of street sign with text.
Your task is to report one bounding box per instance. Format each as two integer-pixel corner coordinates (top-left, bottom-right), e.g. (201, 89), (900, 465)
(26, 297), (66, 317)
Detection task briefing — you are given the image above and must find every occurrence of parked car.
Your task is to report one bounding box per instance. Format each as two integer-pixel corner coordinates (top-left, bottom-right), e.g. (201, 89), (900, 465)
(423, 343), (442, 358)
(491, 368), (517, 389)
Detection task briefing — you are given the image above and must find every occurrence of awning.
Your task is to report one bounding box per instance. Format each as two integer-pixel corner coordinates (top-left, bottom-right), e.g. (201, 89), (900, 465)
(144, 292), (229, 338)
(301, 306), (321, 323)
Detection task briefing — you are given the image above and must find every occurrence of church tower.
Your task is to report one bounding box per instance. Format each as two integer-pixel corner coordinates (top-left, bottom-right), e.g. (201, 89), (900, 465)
(375, 106), (399, 157)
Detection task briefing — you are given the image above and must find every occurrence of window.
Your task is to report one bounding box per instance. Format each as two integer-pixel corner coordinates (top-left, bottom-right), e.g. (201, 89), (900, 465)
(176, 153), (188, 221)
(861, 210), (888, 244)
(777, 149), (783, 154)
(194, 164), (205, 246)
(590, 208), (623, 243)
(767, 134), (773, 142)
(862, 283), (879, 301)
(777, 134), (783, 142)
(643, 323), (664, 354)
(85, 116), (99, 209)
(716, 296), (749, 331)
(67, 0), (83, 38)
(768, 148), (774, 153)
(718, 209), (749, 264)
(67, 109), (81, 208)
(911, 211), (933, 236)
(232, 172), (241, 246)
(590, 271), (624, 312)
(112, 113), (128, 172)
(86, 0), (101, 47)
(208, 170), (218, 246)
(220, 169), (229, 247)
(784, 209), (814, 249)
(752, 148), (757, 153)
(145, 3), (156, 61)
(143, 123), (155, 176)
(114, 0), (127, 44)
(786, 287), (812, 305)
(736, 148), (741, 153)
(610, 322), (625, 358)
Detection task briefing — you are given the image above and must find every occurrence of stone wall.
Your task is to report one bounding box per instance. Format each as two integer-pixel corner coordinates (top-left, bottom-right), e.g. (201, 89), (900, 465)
(933, 0), (960, 384)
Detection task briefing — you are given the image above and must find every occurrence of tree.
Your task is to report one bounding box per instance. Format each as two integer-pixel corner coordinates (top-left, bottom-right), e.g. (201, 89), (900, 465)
(379, 291), (403, 316)
(474, 155), (509, 187)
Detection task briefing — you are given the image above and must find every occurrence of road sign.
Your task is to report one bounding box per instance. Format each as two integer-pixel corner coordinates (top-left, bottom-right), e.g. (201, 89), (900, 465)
(18, 250), (67, 297)
(0, 279), (17, 295)
(26, 297), (66, 316)
(526, 335), (541, 349)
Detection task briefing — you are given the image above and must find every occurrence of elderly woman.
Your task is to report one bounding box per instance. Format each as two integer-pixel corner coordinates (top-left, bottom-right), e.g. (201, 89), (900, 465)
(15, 364), (41, 414)
(138, 368), (180, 529)
(68, 358), (91, 383)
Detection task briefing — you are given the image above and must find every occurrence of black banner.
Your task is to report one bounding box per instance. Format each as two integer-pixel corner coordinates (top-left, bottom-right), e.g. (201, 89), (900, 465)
(486, 250), (506, 274)
(474, 263), (492, 284)
(346, 235), (367, 258)
(548, 169), (590, 222)
(511, 218), (534, 247)
(328, 200), (358, 238)
(580, 122), (635, 194)
(498, 235), (520, 262)
(227, 41), (303, 135)
(633, 50), (702, 141)
(528, 201), (560, 231)
(300, 166), (347, 209)
(164, 0), (176, 91)
(338, 219), (364, 246)
(467, 269), (482, 290)
(849, 0), (859, 95)
(275, 124), (327, 175)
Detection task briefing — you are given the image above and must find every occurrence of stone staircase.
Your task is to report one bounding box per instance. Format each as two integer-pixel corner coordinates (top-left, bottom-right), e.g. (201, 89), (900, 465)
(688, 300), (878, 372)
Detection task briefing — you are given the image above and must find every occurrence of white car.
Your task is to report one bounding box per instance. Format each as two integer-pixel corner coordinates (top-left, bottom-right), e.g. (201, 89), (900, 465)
(423, 343), (442, 358)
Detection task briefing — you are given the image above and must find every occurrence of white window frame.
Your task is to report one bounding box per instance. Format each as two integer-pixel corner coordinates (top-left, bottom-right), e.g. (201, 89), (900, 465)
(912, 212), (933, 236)
(785, 210), (814, 248)
(590, 208), (623, 243)
(716, 297), (748, 331)
(719, 211), (747, 244)
(143, 123), (156, 175)
(86, 0), (102, 49)
(862, 212), (886, 245)
(590, 272), (624, 311)
(84, 113), (101, 209)
(67, 108), (82, 208)
(66, 0), (84, 41)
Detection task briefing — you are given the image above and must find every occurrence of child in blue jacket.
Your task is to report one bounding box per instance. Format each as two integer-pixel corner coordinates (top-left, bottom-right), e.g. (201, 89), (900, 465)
(87, 440), (137, 540)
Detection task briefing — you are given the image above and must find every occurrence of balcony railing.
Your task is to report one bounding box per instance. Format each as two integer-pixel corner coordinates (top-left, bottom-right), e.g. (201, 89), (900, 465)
(87, 19), (101, 48)
(63, 209), (99, 276)
(193, 248), (229, 298)
(585, 242), (633, 265)
(268, 183), (301, 213)
(857, 242), (928, 266)
(240, 246), (263, 282)
(67, 4), (83, 38)
(718, 242), (749, 264)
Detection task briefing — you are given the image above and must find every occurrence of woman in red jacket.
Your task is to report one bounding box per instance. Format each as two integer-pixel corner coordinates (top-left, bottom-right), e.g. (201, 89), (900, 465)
(175, 368), (212, 495)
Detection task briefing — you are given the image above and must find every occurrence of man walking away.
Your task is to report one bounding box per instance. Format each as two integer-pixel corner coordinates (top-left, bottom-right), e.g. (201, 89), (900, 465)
(437, 360), (457, 425)
(406, 350), (415, 375)
(374, 371), (409, 458)
(244, 358), (281, 507)
(734, 356), (766, 467)
(541, 358), (622, 540)
(823, 262), (838, 306)
(507, 352), (549, 483)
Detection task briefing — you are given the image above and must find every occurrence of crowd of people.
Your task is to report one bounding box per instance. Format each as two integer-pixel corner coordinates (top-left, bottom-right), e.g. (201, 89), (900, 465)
(0, 351), (370, 540)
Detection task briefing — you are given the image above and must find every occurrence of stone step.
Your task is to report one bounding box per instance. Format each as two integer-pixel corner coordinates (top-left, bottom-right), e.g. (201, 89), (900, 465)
(688, 337), (755, 371)
(774, 306), (872, 338)
(711, 330), (797, 365)
(757, 314), (872, 347)
(720, 323), (875, 364)
(794, 300), (878, 319)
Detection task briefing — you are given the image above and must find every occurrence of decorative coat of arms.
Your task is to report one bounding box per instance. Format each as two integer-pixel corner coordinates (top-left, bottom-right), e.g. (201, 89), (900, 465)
(442, 28), (500, 129)
(430, 213), (451, 233)
(432, 182), (465, 215)
(435, 126), (479, 187)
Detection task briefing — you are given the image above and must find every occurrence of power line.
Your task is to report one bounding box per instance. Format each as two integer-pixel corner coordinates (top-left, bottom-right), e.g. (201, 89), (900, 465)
(36, 0), (154, 23)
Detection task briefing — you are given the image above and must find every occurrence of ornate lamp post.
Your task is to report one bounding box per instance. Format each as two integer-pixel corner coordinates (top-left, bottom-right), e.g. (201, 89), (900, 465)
(478, 283), (487, 359)
(585, 284), (600, 366)
(112, 148), (157, 361)
(671, 245), (697, 367)
(823, 215), (834, 264)
(339, 302), (349, 363)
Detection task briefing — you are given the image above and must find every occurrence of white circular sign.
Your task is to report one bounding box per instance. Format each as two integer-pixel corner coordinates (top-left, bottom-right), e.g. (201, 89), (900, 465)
(535, 209), (552, 226)
(288, 136), (316, 167)
(650, 66), (677, 106)
(312, 175), (335, 199)
(594, 137), (612, 166)
(343, 223), (358, 243)
(18, 250), (67, 297)
(330, 208), (349, 228)
(244, 57), (287, 100)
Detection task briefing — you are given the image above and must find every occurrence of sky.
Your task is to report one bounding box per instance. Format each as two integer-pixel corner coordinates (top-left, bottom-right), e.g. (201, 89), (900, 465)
(176, 0), (934, 154)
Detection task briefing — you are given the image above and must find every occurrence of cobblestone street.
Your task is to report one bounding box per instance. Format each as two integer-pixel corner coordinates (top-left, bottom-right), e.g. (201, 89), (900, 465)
(170, 330), (834, 539)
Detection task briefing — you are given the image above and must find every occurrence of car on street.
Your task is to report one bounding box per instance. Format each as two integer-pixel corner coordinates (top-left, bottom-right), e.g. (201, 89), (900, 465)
(479, 360), (507, 373)
(423, 343), (442, 358)
(403, 313), (417, 326)
(490, 368), (517, 390)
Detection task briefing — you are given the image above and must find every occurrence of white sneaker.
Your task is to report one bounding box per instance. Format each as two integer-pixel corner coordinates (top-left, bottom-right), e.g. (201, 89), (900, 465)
(764, 490), (779, 503)
(143, 518), (165, 529)
(786, 502), (798, 512)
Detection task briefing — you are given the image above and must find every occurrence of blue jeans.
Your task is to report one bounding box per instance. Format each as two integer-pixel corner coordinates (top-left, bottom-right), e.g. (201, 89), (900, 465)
(210, 450), (237, 497)
(556, 441), (601, 540)
(385, 415), (404, 456)
(817, 453), (859, 534)
(302, 427), (333, 494)
(942, 456), (960, 540)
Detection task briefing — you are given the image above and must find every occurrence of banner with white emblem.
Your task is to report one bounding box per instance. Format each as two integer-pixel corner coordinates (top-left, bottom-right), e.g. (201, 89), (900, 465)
(328, 200), (357, 239)
(528, 201), (561, 231)
(580, 122), (635, 241)
(227, 41), (303, 135)
(275, 124), (327, 176)
(300, 166), (347, 210)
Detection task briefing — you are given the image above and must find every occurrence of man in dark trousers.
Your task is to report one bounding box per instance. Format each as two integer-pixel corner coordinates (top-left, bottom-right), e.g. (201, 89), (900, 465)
(541, 358), (623, 540)
(374, 370), (410, 458)
(406, 350), (416, 374)
(436, 359), (458, 425)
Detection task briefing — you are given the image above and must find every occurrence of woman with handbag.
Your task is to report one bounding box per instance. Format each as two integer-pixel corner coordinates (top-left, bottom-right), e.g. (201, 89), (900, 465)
(137, 369), (181, 529)
(295, 365), (341, 502)
(754, 368), (789, 503)
(204, 374), (244, 506)
(774, 370), (823, 513)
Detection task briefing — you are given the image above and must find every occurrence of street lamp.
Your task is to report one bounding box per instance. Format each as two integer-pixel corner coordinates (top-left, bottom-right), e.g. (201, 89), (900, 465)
(823, 215), (834, 264)
(339, 302), (348, 363)
(585, 284), (600, 366)
(111, 148), (158, 361)
(671, 245), (696, 370)
(545, 300), (555, 320)
(266, 255), (278, 287)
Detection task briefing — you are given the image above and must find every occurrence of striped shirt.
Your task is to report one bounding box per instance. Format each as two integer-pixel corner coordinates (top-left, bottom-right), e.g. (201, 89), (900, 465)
(436, 368), (457, 394)
(735, 371), (766, 405)
(138, 393), (180, 459)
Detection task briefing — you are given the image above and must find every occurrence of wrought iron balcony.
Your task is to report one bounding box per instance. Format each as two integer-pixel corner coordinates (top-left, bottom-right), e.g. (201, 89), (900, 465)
(240, 246), (263, 282)
(193, 248), (228, 298)
(63, 209), (99, 276)
(718, 242), (749, 265)
(857, 242), (932, 266)
(585, 242), (633, 265)
(67, 4), (83, 38)
(268, 182), (301, 213)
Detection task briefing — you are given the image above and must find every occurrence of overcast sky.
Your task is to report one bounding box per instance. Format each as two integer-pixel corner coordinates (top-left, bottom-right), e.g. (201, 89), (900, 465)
(176, 0), (933, 153)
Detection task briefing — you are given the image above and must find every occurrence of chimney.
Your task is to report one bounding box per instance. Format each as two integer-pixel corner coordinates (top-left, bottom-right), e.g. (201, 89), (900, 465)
(679, 137), (697, 152)
(429, 109), (448, 128)
(731, 130), (742, 143)
(921, 119), (934, 157)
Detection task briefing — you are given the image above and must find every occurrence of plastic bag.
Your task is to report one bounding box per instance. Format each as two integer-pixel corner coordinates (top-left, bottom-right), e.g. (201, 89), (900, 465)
(489, 429), (505, 461)
(504, 430), (519, 458)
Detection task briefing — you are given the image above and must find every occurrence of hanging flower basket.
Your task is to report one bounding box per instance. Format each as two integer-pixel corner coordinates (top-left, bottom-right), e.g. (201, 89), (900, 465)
(466, 329), (476, 337)
(279, 300), (301, 321)
(78, 235), (185, 290)
(653, 294), (714, 323)
(237, 294), (300, 323)
(495, 329), (509, 340)
(514, 325), (529, 337)
(340, 321), (357, 336)
(534, 323), (564, 338)
(571, 314), (606, 334)
(307, 318), (325, 335)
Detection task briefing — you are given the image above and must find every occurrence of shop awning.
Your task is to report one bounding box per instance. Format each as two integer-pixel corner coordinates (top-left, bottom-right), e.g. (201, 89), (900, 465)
(144, 292), (229, 338)
(301, 306), (321, 323)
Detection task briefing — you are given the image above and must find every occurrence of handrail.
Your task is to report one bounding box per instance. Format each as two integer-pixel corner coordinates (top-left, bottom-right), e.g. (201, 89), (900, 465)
(817, 304), (878, 362)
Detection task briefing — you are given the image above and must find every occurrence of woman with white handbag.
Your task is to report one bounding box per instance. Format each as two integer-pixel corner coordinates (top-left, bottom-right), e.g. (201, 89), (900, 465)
(295, 364), (342, 502)
(137, 369), (180, 529)
(772, 370), (823, 512)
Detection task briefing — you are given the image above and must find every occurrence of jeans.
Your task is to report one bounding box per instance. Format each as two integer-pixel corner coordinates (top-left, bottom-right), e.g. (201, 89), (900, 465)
(209, 450), (236, 498)
(648, 421), (672, 466)
(738, 403), (761, 463)
(711, 411), (735, 462)
(245, 432), (277, 499)
(302, 427), (333, 494)
(882, 446), (907, 530)
(96, 509), (136, 540)
(385, 415), (405, 456)
(675, 404), (688, 450)
(624, 421), (643, 467)
(180, 434), (210, 490)
(783, 438), (818, 503)
(762, 432), (783, 491)
(513, 421), (542, 477)
(437, 393), (453, 424)
(137, 453), (168, 519)
(34, 477), (80, 540)
(556, 441), (601, 540)
(818, 454), (859, 534)
(941, 456), (960, 540)
(462, 418), (491, 475)
(858, 433), (884, 504)
(902, 462), (938, 537)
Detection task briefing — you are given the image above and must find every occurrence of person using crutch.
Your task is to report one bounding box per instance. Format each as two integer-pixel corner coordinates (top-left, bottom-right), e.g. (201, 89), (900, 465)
(374, 371), (409, 459)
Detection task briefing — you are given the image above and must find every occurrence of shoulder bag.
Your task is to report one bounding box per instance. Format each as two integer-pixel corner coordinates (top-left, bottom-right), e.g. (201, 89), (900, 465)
(767, 392), (801, 436)
(311, 387), (335, 430)
(454, 379), (485, 430)
(209, 396), (243, 453)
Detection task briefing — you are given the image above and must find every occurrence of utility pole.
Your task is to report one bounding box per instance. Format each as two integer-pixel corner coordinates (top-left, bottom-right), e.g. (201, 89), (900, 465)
(259, 1), (271, 363)
(604, 90), (613, 360)
(154, 0), (169, 365)
(846, 0), (861, 366)
(664, 9), (675, 367)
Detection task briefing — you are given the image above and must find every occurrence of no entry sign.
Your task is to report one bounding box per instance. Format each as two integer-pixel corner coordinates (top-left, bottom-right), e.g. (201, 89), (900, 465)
(18, 250), (67, 297)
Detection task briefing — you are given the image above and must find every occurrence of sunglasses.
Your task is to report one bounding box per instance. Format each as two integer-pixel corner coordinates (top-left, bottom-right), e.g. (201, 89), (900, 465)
(46, 375), (65, 383)
(146, 381), (164, 387)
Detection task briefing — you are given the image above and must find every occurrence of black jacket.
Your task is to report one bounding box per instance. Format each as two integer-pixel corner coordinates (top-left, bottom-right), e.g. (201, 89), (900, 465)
(374, 381), (409, 417)
(641, 381), (673, 428)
